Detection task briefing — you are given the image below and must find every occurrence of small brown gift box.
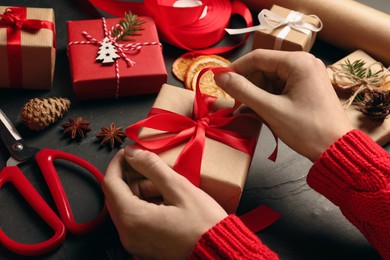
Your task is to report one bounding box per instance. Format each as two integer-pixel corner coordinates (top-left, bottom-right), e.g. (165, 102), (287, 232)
(252, 5), (321, 52)
(328, 50), (390, 145)
(0, 6), (56, 90)
(127, 84), (263, 213)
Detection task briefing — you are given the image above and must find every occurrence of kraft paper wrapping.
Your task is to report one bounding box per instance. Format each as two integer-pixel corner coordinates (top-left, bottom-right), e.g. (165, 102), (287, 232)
(133, 84), (262, 213)
(242, 0), (390, 66)
(0, 6), (55, 89)
(252, 5), (321, 52)
(328, 50), (390, 146)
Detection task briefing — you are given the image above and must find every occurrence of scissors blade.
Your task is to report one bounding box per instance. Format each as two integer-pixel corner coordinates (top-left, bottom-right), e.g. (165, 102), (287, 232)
(0, 109), (38, 165)
(0, 109), (22, 141)
(6, 156), (21, 167)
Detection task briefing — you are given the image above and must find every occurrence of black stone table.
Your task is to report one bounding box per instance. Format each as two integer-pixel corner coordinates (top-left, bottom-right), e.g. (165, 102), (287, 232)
(0, 0), (388, 259)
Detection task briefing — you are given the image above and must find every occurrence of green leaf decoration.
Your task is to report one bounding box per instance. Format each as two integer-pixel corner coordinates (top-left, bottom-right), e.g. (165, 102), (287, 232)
(341, 59), (382, 82)
(111, 11), (145, 42)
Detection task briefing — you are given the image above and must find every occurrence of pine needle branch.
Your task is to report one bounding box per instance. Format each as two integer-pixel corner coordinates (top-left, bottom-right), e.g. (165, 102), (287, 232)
(112, 11), (145, 42)
(340, 59), (382, 81)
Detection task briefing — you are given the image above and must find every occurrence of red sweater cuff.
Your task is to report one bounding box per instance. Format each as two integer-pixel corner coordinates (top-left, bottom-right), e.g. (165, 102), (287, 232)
(307, 129), (390, 258)
(307, 129), (389, 206)
(189, 215), (278, 259)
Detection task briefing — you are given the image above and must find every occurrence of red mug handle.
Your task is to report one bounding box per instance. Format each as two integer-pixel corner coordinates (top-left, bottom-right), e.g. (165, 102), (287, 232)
(0, 166), (66, 256)
(35, 148), (107, 235)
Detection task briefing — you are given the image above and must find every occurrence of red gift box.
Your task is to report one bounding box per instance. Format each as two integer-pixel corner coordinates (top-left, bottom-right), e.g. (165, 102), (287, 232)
(67, 16), (167, 100)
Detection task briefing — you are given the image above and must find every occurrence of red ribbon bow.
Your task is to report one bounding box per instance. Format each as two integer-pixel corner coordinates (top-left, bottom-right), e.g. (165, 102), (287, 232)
(0, 7), (55, 87)
(126, 67), (280, 232)
(127, 67), (260, 187)
(0, 7), (49, 30)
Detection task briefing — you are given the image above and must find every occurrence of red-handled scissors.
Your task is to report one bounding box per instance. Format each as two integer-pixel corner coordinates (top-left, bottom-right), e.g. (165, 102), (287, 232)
(0, 109), (107, 256)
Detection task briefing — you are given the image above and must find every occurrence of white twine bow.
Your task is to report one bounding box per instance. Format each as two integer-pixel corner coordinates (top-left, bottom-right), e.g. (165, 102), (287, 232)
(225, 9), (323, 50)
(68, 17), (162, 98)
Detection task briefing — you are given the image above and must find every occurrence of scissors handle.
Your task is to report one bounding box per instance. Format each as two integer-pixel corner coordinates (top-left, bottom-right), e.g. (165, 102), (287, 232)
(0, 166), (66, 256)
(35, 148), (107, 235)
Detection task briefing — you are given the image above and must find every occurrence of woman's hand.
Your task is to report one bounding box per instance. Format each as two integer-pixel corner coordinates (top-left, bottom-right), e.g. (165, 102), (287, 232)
(102, 145), (228, 259)
(215, 49), (354, 161)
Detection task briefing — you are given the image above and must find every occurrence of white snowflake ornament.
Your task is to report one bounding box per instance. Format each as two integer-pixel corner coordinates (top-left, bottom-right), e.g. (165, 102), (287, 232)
(96, 37), (120, 64)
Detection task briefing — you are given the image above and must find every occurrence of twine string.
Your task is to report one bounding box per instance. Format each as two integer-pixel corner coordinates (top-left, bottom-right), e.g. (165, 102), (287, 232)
(331, 62), (390, 108)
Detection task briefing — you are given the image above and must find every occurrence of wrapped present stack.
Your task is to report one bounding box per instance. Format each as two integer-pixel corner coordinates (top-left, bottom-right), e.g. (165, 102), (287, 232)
(0, 6), (56, 90)
(67, 12), (167, 100)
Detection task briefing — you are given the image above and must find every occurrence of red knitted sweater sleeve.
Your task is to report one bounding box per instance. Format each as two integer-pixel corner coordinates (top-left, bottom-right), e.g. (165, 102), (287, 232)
(307, 129), (390, 259)
(190, 130), (389, 259)
(189, 214), (278, 259)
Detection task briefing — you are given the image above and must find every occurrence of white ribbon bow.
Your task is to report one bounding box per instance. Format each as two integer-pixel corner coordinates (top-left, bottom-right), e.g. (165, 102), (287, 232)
(226, 9), (323, 50)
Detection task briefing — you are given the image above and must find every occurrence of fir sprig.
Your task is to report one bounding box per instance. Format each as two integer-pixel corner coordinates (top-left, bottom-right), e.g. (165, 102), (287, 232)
(340, 59), (384, 103)
(112, 11), (145, 42)
(341, 59), (382, 81)
(337, 58), (390, 123)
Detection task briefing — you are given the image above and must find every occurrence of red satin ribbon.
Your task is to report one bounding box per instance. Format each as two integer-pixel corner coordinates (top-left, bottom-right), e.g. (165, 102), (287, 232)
(87, 0), (253, 54)
(0, 7), (55, 87)
(126, 67), (258, 186)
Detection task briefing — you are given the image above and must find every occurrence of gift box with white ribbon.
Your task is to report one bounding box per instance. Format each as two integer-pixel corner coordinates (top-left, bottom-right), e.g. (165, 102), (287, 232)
(252, 5), (322, 52)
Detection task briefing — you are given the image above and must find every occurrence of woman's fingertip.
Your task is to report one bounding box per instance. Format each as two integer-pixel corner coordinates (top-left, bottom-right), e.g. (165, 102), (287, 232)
(211, 67), (233, 75)
(125, 145), (143, 158)
(214, 71), (232, 85)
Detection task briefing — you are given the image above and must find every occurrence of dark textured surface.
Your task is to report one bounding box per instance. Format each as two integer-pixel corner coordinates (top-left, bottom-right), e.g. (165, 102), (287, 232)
(0, 1), (388, 259)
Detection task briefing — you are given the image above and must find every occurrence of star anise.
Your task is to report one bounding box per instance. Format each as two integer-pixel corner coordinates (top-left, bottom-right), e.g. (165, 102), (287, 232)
(96, 122), (126, 148)
(62, 117), (91, 139)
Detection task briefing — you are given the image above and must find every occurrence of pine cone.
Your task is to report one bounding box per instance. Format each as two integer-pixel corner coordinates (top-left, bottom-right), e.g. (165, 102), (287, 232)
(21, 97), (71, 131)
(357, 90), (390, 123)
